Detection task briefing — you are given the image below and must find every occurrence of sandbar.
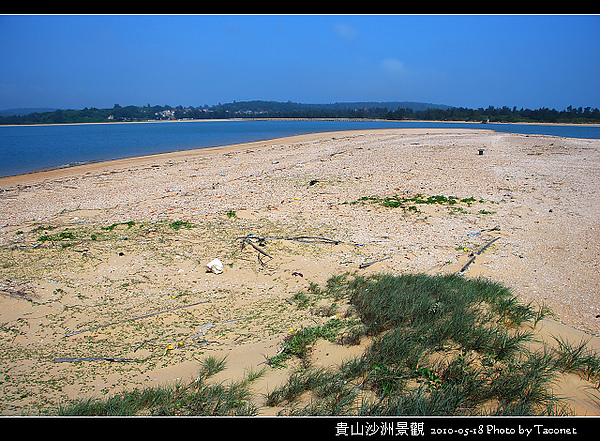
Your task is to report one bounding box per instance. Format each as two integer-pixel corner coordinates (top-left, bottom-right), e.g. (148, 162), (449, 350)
(1, 128), (599, 415)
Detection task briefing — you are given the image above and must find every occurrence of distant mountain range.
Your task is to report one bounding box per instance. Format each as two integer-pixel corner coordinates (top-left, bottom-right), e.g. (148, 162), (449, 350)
(327, 101), (452, 111)
(212, 100), (451, 113)
(0, 107), (59, 117)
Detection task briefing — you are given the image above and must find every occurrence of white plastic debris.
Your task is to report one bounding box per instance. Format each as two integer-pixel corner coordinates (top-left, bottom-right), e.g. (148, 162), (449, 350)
(206, 258), (224, 274)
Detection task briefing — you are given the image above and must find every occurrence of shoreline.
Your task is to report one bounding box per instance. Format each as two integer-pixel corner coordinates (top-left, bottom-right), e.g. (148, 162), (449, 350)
(2, 116), (599, 129)
(1, 128), (493, 187)
(1, 127), (599, 415)
(2, 119), (599, 182)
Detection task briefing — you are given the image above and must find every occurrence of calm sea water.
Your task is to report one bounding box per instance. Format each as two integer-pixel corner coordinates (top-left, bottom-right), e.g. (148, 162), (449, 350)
(1, 119), (599, 178)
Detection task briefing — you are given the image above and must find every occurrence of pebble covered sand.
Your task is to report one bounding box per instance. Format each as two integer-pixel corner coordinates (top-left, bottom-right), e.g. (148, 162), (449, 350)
(1, 127), (599, 414)
(2, 128), (598, 332)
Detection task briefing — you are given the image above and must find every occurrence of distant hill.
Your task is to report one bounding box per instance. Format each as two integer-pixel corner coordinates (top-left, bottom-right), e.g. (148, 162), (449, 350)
(214, 100), (451, 114)
(322, 101), (452, 111)
(0, 107), (59, 117)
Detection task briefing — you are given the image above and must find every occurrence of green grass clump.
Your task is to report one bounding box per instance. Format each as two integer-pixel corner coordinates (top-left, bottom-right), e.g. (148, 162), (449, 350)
(56, 356), (264, 416)
(265, 273), (598, 416)
(38, 231), (77, 242)
(102, 221), (136, 231)
(169, 220), (195, 230)
(268, 318), (347, 368)
(348, 194), (484, 212)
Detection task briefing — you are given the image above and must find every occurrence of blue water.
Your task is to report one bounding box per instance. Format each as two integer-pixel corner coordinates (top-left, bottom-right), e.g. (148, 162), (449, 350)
(1, 119), (599, 178)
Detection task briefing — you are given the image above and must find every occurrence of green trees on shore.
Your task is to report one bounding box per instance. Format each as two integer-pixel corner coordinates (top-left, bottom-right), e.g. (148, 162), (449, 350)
(1, 101), (599, 125)
(383, 105), (600, 124)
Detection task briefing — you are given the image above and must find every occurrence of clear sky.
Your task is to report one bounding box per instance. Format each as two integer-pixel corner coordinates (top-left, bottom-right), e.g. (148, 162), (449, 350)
(1, 14), (599, 111)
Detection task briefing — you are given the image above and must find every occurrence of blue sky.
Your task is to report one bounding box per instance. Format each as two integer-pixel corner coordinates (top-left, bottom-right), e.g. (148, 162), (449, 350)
(1, 14), (599, 110)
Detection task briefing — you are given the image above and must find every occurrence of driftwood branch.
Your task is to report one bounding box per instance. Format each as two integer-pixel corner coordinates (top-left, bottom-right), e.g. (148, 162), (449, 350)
(236, 233), (343, 267)
(53, 357), (132, 363)
(285, 236), (343, 245)
(459, 255), (478, 274)
(477, 236), (501, 255)
(359, 257), (391, 269)
(246, 239), (273, 258)
(239, 234), (273, 260)
(133, 337), (157, 353)
(237, 234), (343, 246)
(459, 236), (501, 273)
(64, 300), (210, 337)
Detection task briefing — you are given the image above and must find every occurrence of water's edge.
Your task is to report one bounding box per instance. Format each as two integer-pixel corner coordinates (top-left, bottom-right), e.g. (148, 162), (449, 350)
(2, 120), (599, 178)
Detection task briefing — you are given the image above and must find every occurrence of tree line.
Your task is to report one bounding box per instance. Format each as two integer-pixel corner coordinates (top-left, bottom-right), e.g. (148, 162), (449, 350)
(1, 101), (599, 125)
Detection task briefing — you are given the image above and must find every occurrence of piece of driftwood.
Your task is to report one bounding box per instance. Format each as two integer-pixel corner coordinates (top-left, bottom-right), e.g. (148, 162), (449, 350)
(237, 233), (343, 266)
(459, 255), (478, 274)
(220, 317), (246, 325)
(133, 338), (157, 353)
(286, 236), (342, 245)
(247, 240), (273, 258)
(53, 357), (132, 363)
(359, 257), (391, 269)
(459, 236), (501, 273)
(477, 236), (501, 255)
(239, 234), (273, 259)
(64, 300), (210, 337)
(257, 252), (269, 267)
(238, 234), (343, 246)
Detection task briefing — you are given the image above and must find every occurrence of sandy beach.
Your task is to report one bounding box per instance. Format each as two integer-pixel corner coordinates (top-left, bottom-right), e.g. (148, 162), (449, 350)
(1, 128), (599, 415)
